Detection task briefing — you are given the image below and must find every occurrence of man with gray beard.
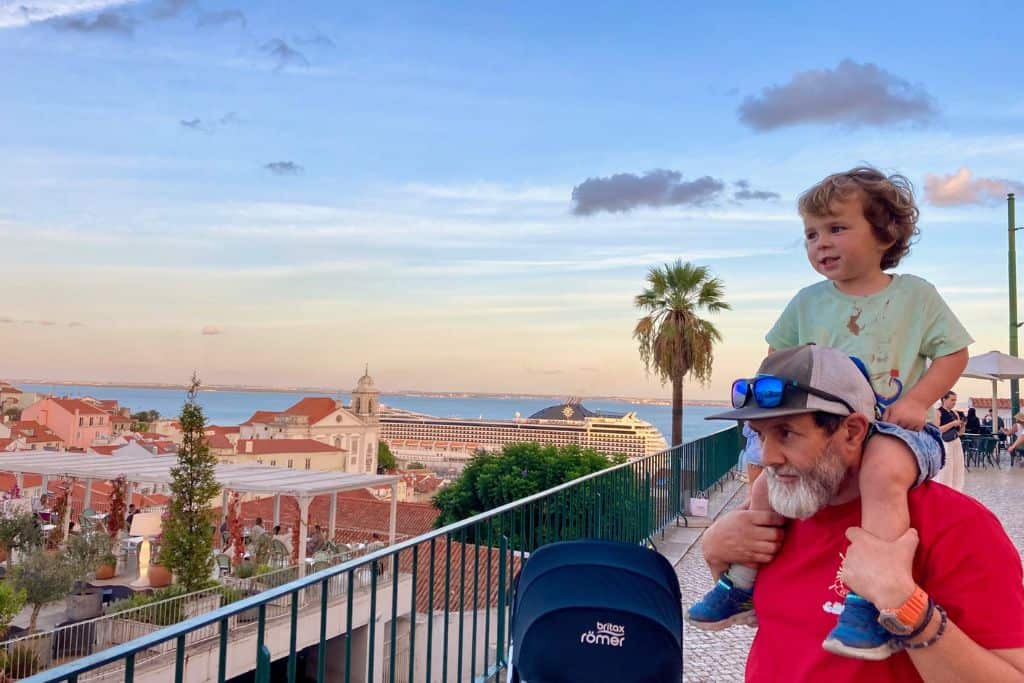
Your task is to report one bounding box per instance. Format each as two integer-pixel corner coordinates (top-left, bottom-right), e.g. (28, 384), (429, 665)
(692, 344), (1024, 681)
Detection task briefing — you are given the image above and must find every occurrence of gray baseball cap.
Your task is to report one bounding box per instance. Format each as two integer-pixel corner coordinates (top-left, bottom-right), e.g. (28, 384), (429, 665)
(708, 345), (877, 422)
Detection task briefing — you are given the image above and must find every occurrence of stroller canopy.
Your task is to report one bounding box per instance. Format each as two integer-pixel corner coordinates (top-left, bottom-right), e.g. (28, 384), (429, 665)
(511, 539), (682, 683)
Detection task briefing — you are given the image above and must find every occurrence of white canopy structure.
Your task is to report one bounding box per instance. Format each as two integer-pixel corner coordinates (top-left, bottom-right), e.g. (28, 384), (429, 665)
(961, 350), (1024, 435)
(0, 450), (401, 565)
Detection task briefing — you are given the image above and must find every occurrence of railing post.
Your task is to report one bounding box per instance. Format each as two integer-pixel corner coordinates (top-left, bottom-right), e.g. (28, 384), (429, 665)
(496, 534), (508, 666)
(670, 446), (681, 520)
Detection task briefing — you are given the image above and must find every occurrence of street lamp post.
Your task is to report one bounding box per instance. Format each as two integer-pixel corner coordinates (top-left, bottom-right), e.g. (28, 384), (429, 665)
(1010, 192), (1020, 417)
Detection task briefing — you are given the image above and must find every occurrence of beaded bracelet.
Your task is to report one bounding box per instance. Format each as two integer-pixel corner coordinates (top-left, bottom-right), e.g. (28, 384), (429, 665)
(903, 605), (948, 650)
(899, 598), (936, 641)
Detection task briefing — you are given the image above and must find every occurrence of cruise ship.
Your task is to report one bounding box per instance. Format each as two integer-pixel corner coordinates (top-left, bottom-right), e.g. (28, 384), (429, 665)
(380, 398), (669, 466)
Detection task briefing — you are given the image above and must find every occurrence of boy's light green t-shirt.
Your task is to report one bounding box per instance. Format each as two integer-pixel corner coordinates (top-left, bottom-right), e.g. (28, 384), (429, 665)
(766, 274), (973, 404)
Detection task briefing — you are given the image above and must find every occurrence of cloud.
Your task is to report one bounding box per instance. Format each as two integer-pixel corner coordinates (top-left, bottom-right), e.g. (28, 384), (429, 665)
(264, 161), (303, 176)
(260, 39), (309, 71)
(179, 112), (240, 132)
(571, 170), (723, 215)
(571, 171), (777, 215)
(196, 8), (246, 29)
(201, 325), (223, 335)
(68, 321), (85, 327)
(733, 180), (780, 201)
(738, 59), (937, 131)
(924, 167), (1024, 206)
(50, 9), (136, 34)
(0, 1), (135, 29)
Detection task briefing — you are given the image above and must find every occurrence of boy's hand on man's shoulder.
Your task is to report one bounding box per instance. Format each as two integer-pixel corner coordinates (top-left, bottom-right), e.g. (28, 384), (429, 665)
(882, 396), (928, 430)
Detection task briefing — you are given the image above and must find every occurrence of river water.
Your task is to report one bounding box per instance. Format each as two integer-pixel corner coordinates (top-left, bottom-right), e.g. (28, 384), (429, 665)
(17, 384), (727, 444)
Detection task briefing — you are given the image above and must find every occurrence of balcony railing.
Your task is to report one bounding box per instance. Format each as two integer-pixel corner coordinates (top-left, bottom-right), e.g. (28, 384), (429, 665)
(29, 425), (739, 683)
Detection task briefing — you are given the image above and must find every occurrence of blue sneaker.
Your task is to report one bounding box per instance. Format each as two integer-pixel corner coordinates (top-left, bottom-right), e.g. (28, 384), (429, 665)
(822, 592), (894, 660)
(686, 575), (756, 631)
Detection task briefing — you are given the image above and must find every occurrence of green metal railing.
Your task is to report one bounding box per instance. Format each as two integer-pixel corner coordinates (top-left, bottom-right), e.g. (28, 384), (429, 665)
(28, 425), (738, 683)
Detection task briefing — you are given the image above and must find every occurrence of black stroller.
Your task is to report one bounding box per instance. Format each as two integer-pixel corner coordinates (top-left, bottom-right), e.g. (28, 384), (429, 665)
(508, 539), (683, 683)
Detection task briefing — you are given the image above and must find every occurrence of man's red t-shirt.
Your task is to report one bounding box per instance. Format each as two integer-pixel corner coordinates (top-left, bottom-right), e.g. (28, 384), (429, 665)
(746, 482), (1024, 681)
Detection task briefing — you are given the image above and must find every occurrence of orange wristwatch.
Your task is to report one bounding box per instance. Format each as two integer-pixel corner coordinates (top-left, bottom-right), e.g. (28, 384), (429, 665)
(878, 586), (930, 636)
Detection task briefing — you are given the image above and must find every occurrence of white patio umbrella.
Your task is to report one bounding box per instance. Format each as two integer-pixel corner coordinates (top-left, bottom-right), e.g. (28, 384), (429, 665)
(961, 350), (1024, 434)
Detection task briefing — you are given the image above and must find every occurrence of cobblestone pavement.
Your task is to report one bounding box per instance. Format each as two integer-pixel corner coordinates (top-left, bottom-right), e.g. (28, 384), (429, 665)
(677, 465), (1024, 682)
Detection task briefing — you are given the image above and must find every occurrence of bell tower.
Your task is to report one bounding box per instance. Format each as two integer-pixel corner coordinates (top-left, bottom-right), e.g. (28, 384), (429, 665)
(351, 364), (380, 421)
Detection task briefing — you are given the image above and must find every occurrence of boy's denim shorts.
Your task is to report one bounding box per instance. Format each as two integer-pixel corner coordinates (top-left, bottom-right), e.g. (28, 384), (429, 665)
(872, 421), (945, 487)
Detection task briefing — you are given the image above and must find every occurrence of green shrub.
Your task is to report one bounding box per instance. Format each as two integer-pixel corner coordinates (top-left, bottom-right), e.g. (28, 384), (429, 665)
(218, 586), (249, 606)
(108, 584), (194, 626)
(234, 561), (255, 579)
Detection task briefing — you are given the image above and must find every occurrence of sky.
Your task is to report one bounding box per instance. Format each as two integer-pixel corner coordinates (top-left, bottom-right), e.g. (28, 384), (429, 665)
(2, 1), (1024, 401)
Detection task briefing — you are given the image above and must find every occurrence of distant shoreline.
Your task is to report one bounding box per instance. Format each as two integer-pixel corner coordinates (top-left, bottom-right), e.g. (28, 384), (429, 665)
(7, 378), (730, 407)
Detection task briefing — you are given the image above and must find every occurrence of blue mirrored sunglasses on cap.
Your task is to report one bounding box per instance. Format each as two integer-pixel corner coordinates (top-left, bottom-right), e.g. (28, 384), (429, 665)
(731, 375), (857, 415)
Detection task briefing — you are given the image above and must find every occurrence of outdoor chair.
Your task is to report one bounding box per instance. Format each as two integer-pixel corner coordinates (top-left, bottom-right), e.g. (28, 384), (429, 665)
(311, 551), (331, 572)
(215, 553), (232, 576)
(269, 540), (290, 567)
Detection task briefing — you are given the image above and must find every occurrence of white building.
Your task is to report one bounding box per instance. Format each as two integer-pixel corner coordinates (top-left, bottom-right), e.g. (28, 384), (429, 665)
(237, 370), (382, 474)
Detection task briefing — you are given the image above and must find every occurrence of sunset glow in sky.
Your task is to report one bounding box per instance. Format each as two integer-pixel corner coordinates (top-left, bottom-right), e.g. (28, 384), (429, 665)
(3, 1), (1023, 401)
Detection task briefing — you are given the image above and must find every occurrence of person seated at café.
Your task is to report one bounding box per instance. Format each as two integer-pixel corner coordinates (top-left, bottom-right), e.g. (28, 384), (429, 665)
(126, 504), (138, 531)
(273, 525), (293, 553)
(32, 493), (49, 513)
(250, 517), (266, 538)
(1005, 413), (1024, 461)
(308, 524), (327, 553)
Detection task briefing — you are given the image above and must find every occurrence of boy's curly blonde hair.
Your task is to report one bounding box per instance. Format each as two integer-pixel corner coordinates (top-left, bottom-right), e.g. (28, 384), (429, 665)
(798, 166), (920, 270)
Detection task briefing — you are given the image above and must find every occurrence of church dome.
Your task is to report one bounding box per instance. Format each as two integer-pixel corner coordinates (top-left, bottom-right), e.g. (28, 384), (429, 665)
(354, 365), (379, 393)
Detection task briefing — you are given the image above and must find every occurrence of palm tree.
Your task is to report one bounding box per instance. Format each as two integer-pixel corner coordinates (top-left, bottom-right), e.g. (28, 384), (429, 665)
(634, 260), (730, 446)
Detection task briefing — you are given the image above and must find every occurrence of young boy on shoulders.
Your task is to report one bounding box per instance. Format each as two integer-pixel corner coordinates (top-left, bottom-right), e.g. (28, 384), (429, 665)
(688, 167), (972, 660)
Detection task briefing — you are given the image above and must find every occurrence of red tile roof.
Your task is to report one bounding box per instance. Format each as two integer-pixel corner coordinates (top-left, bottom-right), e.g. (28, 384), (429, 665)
(207, 425), (241, 435)
(89, 445), (120, 456)
(109, 414), (132, 424)
(241, 410), (281, 426)
(970, 397), (1011, 409)
(235, 439), (345, 455)
(283, 397), (339, 425)
(9, 421), (62, 444)
(206, 433), (233, 450)
(216, 491), (440, 544)
(52, 398), (108, 416)
(403, 538), (523, 612)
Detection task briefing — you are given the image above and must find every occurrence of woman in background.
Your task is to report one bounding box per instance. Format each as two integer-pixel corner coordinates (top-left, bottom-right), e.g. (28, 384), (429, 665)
(934, 391), (966, 491)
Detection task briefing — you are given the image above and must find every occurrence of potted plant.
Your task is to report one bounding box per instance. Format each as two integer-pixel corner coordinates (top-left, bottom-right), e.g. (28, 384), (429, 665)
(64, 531), (113, 620)
(95, 551), (118, 580)
(147, 549), (173, 588)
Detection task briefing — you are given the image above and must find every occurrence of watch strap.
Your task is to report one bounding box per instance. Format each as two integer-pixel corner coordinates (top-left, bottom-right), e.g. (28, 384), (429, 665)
(883, 585), (930, 630)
